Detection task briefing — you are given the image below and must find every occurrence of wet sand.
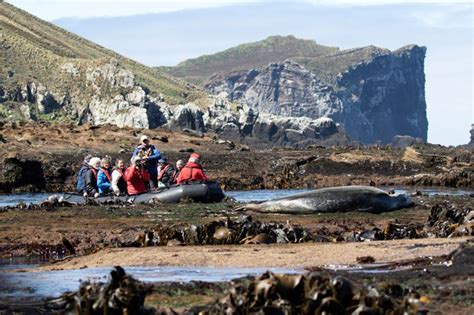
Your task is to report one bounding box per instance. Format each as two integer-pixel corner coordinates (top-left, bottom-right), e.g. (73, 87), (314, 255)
(39, 237), (469, 271)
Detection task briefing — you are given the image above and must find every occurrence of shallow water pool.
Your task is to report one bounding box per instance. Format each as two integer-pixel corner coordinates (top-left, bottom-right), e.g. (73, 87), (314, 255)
(0, 265), (301, 300)
(0, 187), (472, 208)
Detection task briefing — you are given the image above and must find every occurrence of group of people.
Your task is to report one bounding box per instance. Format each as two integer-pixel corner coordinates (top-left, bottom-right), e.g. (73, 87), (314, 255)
(76, 135), (208, 197)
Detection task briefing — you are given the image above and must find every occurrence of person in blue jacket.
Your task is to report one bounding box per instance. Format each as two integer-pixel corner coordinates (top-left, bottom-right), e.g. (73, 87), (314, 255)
(97, 158), (112, 195)
(76, 154), (92, 193)
(131, 135), (161, 189)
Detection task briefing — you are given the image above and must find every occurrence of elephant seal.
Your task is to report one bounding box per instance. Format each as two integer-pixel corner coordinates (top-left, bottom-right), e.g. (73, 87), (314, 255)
(239, 186), (412, 214)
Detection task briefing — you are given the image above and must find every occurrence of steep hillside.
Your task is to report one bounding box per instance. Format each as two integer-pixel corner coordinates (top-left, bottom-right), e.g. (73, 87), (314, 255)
(0, 1), (204, 125)
(159, 35), (338, 85)
(163, 36), (428, 144)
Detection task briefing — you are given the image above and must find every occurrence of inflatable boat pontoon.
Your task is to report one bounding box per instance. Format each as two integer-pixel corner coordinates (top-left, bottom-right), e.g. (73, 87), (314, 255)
(59, 181), (225, 205)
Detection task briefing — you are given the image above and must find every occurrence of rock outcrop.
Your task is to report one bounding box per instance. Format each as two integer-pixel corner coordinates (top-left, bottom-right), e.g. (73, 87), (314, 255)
(204, 45), (428, 144)
(391, 135), (424, 148)
(0, 1), (201, 127)
(205, 93), (347, 147)
(1, 60), (168, 130)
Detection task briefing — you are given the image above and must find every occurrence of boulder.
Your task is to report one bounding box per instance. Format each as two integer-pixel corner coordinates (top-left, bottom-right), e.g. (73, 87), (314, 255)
(391, 135), (424, 148)
(86, 60), (135, 89)
(87, 96), (150, 129)
(125, 86), (146, 106)
(167, 103), (205, 132)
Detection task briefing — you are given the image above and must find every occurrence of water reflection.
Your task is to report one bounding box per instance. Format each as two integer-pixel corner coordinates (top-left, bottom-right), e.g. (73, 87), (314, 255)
(0, 266), (301, 299)
(226, 187), (473, 203)
(0, 187), (472, 208)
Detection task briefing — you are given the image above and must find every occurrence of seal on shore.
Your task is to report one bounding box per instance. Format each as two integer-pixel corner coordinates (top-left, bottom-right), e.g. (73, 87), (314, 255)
(239, 186), (412, 214)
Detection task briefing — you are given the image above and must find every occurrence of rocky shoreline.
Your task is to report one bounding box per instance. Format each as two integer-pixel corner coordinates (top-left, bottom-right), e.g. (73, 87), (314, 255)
(0, 123), (472, 314)
(0, 123), (472, 193)
(1, 193), (472, 258)
(0, 193), (472, 313)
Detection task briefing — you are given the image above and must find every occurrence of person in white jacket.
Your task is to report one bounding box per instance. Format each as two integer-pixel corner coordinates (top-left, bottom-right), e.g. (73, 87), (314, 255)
(111, 159), (127, 195)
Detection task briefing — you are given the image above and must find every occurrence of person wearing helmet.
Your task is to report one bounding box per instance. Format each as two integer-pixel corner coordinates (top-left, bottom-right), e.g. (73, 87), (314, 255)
(131, 135), (162, 189)
(176, 153), (209, 185)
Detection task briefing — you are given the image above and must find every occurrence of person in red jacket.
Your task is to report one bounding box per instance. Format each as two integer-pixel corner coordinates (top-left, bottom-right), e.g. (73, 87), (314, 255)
(124, 156), (151, 195)
(176, 153), (209, 185)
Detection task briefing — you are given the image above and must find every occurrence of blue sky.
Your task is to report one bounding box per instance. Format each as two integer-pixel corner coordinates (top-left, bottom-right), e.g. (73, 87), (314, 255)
(6, 0), (473, 145)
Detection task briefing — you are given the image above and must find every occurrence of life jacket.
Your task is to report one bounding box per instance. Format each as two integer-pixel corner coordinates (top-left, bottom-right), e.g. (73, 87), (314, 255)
(137, 145), (154, 159)
(176, 162), (208, 184)
(125, 166), (151, 195)
(86, 167), (99, 195)
(173, 169), (182, 183)
(101, 167), (112, 182)
(91, 168), (98, 180)
(157, 164), (172, 181)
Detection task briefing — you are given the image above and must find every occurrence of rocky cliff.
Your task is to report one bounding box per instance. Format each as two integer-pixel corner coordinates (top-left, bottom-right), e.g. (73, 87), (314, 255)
(0, 4), (345, 147)
(0, 2), (203, 128)
(204, 46), (427, 144)
(164, 37), (428, 144)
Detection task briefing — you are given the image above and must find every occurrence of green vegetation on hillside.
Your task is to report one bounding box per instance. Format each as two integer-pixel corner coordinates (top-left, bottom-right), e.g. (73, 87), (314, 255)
(158, 35), (339, 85)
(158, 35), (392, 87)
(294, 45), (389, 83)
(0, 1), (204, 105)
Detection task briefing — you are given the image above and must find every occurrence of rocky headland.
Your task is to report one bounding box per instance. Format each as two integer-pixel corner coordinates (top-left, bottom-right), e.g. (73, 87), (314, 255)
(163, 36), (428, 144)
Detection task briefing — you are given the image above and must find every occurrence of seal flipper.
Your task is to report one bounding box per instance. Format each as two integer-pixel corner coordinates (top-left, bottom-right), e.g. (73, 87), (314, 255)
(234, 203), (265, 212)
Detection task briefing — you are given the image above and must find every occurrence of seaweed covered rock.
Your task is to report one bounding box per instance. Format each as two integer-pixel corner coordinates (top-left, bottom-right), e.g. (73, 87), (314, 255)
(202, 271), (429, 314)
(46, 266), (154, 314)
(152, 215), (313, 246)
(45, 267), (432, 315)
(426, 201), (473, 237)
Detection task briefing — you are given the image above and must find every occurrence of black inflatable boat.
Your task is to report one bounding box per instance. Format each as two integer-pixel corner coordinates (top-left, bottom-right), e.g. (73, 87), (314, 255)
(58, 182), (225, 205)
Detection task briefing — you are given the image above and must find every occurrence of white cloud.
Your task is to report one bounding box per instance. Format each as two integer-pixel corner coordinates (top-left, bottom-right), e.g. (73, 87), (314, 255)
(407, 4), (473, 28)
(303, 0), (473, 4)
(5, 0), (260, 20)
(8, 0), (473, 21)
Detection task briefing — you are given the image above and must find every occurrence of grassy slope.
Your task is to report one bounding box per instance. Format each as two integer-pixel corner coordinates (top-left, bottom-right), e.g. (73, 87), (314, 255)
(294, 45), (390, 84)
(158, 35), (339, 85)
(159, 35), (391, 86)
(0, 1), (204, 105)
